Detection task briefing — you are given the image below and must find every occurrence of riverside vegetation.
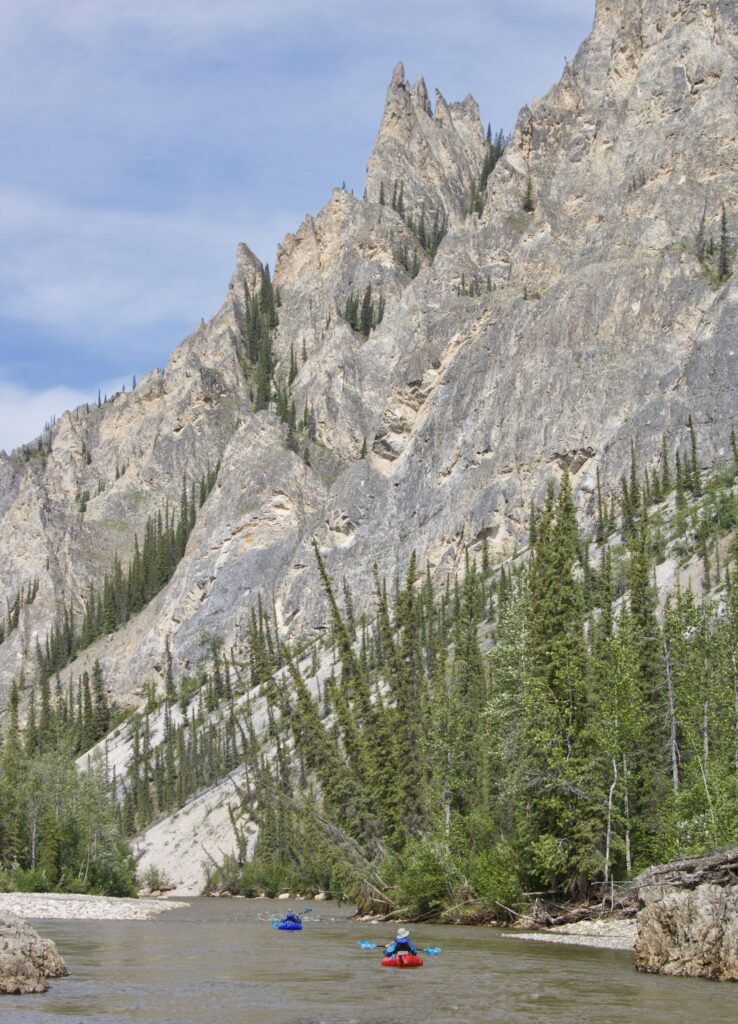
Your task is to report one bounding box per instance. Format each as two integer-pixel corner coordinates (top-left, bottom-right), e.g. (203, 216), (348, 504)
(2, 2), (738, 924)
(210, 435), (738, 919)
(0, 465), (219, 897)
(1, 420), (737, 915)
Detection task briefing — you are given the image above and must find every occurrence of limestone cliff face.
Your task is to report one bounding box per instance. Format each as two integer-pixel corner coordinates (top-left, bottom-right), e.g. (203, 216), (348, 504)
(364, 61), (487, 222)
(1, 0), (738, 706)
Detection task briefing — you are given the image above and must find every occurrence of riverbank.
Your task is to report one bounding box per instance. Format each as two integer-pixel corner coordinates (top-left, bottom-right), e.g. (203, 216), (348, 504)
(0, 892), (189, 921)
(506, 918), (637, 951)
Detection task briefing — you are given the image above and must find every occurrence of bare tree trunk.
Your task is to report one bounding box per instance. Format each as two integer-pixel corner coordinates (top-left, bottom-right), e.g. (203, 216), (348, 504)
(663, 633), (680, 794)
(29, 815), (37, 869)
(604, 757), (618, 883)
(695, 752), (717, 837)
(703, 701), (710, 768)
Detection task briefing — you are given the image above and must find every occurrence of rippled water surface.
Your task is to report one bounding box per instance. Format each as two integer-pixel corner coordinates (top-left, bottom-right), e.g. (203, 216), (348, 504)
(5, 898), (737, 1023)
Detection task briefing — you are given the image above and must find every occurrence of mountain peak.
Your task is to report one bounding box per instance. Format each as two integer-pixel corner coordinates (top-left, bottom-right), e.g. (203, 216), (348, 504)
(411, 76), (432, 116)
(390, 60), (405, 89)
(365, 63), (486, 221)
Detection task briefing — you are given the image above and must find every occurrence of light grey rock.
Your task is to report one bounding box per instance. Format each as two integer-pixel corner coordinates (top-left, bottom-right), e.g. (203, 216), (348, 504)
(0, 914), (68, 995)
(364, 61), (487, 223)
(635, 883), (738, 981)
(1, 0), (738, 709)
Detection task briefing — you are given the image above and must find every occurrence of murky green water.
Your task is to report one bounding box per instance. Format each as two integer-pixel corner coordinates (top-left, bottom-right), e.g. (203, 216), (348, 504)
(4, 898), (736, 1023)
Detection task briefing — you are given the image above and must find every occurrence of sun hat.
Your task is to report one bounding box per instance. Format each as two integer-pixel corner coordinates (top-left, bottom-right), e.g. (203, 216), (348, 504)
(396, 928), (410, 939)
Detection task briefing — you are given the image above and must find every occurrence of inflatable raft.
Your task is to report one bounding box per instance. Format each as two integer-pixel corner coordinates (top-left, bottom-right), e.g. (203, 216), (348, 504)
(381, 953), (424, 969)
(276, 921), (303, 931)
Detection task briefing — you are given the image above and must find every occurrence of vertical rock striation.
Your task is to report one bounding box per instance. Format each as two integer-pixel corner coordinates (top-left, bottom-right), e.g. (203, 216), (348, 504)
(1, 0), (737, 707)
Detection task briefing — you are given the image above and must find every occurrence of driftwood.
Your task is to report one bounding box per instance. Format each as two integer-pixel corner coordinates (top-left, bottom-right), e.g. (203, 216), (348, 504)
(521, 849), (738, 931)
(530, 899), (638, 928)
(634, 847), (738, 893)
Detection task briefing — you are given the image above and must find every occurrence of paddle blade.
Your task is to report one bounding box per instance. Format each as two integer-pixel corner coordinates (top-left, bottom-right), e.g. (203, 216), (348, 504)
(303, 908), (313, 914)
(358, 941), (377, 950)
(423, 947), (442, 956)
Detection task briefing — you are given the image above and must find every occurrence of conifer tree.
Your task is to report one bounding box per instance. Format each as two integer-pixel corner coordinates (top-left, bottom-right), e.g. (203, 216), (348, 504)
(718, 204), (732, 282)
(595, 468), (605, 543)
(675, 450), (686, 510)
(523, 174), (535, 213)
(688, 415), (701, 494)
(629, 440), (641, 513)
(359, 285), (374, 338)
(660, 434), (672, 495)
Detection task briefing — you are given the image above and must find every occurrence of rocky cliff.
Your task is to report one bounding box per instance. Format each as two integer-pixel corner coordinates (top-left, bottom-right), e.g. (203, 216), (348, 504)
(1, 0), (737, 710)
(635, 848), (738, 981)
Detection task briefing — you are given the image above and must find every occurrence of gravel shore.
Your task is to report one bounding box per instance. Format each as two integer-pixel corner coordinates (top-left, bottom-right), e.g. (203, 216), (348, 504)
(505, 919), (637, 951)
(0, 892), (189, 921)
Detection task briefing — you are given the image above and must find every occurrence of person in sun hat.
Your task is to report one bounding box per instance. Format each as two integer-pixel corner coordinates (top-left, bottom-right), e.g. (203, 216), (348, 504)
(384, 927), (418, 957)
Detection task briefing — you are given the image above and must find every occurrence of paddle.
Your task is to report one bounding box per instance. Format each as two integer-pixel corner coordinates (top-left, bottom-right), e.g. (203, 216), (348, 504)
(358, 941), (442, 955)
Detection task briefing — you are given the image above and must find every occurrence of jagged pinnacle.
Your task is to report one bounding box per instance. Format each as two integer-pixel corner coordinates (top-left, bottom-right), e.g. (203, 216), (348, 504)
(390, 60), (406, 89)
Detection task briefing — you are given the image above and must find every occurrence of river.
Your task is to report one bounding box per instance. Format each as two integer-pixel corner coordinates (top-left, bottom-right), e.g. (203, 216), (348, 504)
(4, 898), (736, 1023)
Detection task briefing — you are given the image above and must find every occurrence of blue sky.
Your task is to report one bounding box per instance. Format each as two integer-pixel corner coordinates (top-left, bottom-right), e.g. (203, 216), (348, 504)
(0, 0), (594, 452)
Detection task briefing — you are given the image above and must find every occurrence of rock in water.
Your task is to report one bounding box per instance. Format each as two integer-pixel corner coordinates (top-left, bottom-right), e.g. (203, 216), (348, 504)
(0, 915), (68, 995)
(635, 881), (738, 981)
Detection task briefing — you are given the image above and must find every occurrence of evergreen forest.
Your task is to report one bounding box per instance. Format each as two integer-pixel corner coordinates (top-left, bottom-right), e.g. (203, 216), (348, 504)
(2, 430), (738, 918)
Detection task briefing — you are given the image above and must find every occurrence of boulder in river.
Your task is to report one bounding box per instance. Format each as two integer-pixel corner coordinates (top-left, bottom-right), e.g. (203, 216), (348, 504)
(634, 849), (738, 982)
(0, 914), (68, 995)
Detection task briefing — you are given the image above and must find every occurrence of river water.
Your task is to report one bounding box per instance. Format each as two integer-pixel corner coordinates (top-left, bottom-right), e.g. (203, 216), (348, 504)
(4, 898), (737, 1023)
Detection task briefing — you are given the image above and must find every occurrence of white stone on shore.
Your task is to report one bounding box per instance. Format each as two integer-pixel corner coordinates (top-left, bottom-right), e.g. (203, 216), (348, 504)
(0, 892), (189, 922)
(505, 919), (637, 952)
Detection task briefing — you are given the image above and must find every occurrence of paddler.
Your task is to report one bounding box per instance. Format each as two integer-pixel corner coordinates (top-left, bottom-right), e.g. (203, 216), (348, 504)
(384, 927), (418, 957)
(281, 910), (303, 925)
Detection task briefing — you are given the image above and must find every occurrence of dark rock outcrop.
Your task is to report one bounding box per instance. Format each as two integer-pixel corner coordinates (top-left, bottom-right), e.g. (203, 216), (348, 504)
(0, 914), (68, 995)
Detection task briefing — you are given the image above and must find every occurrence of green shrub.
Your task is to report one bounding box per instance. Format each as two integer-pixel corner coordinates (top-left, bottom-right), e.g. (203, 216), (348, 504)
(238, 860), (300, 898)
(3, 867), (50, 893)
(467, 842), (521, 919)
(394, 837), (459, 916)
(140, 864), (171, 893)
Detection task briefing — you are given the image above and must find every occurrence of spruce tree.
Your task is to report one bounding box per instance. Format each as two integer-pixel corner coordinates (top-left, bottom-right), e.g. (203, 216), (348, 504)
(595, 468), (605, 543)
(522, 174), (535, 213)
(688, 415), (701, 494)
(629, 440), (641, 514)
(718, 204), (732, 282)
(359, 285), (374, 338)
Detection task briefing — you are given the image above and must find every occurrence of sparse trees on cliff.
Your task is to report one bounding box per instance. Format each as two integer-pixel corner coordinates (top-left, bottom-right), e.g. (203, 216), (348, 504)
(523, 174), (535, 213)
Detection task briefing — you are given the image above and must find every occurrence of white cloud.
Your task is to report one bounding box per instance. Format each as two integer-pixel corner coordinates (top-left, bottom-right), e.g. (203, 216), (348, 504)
(0, 187), (296, 349)
(0, 372), (140, 453)
(0, 0), (339, 56)
(0, 0), (594, 397)
(0, 379), (90, 454)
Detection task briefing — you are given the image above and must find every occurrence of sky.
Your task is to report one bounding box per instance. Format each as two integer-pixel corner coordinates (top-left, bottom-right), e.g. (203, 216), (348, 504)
(0, 0), (594, 453)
